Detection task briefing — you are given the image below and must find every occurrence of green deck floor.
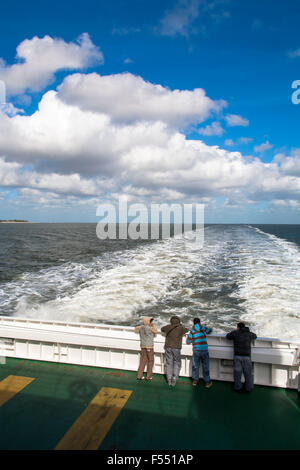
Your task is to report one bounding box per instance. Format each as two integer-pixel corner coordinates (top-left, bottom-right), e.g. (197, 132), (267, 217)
(1, 357), (300, 450)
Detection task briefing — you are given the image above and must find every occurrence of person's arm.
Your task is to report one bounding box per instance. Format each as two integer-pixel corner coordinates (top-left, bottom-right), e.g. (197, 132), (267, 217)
(179, 326), (188, 337)
(150, 324), (158, 334)
(251, 332), (257, 341)
(186, 330), (193, 344)
(201, 325), (213, 335)
(161, 325), (168, 333)
(226, 331), (235, 340)
(135, 326), (141, 333)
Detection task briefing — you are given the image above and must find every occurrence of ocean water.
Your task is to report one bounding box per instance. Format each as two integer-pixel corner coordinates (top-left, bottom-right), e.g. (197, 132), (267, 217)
(0, 223), (300, 342)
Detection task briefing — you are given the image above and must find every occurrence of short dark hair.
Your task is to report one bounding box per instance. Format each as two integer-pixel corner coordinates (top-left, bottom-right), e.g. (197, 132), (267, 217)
(150, 318), (154, 323)
(193, 318), (200, 325)
(237, 322), (245, 329)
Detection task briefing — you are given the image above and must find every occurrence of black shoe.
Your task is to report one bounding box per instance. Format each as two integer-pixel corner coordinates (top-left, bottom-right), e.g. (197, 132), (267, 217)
(242, 383), (251, 393)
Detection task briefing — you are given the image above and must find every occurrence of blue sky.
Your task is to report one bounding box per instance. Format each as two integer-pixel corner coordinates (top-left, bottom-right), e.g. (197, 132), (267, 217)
(0, 0), (299, 223)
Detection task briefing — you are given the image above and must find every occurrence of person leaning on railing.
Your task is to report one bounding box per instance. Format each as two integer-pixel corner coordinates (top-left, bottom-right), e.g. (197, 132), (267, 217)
(161, 316), (189, 387)
(186, 318), (213, 389)
(135, 316), (158, 381)
(226, 322), (257, 393)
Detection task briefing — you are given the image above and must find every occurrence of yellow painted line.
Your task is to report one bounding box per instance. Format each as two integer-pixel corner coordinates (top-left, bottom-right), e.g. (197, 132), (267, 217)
(0, 375), (35, 407)
(55, 387), (132, 450)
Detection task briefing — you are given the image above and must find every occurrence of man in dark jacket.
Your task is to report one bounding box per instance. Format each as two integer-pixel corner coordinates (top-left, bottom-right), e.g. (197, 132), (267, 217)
(226, 322), (257, 393)
(161, 316), (188, 387)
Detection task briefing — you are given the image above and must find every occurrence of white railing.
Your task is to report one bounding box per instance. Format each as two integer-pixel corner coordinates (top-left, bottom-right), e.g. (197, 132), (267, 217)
(0, 315), (299, 389)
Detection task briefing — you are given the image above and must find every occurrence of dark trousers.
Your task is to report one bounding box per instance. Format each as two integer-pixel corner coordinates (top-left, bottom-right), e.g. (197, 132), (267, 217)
(233, 355), (254, 391)
(137, 348), (154, 379)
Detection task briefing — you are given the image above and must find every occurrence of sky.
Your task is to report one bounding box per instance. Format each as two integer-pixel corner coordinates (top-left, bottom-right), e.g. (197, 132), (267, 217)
(0, 0), (300, 223)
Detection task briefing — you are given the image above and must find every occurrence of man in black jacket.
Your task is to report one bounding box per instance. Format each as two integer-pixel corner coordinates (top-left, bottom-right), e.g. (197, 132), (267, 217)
(226, 322), (257, 393)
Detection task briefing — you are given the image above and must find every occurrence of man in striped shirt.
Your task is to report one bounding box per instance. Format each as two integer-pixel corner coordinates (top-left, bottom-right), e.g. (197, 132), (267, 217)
(187, 318), (213, 389)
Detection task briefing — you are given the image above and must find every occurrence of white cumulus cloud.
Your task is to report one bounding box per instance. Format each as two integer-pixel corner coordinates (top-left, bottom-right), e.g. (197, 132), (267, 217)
(197, 121), (224, 136)
(254, 140), (273, 153)
(158, 0), (230, 38)
(225, 114), (249, 127)
(0, 71), (300, 207)
(0, 33), (103, 96)
(57, 72), (226, 127)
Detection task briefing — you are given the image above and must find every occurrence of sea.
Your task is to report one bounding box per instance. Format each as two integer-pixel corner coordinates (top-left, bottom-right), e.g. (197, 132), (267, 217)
(0, 223), (300, 342)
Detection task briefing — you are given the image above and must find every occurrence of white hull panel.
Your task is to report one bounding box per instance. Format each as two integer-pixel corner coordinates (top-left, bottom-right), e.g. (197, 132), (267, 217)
(0, 316), (299, 389)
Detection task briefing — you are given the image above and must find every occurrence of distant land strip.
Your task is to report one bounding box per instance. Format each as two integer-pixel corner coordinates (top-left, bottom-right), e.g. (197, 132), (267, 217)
(0, 220), (29, 223)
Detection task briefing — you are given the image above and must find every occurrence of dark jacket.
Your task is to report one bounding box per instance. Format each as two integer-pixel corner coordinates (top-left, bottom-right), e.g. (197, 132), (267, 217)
(226, 327), (257, 357)
(161, 316), (188, 349)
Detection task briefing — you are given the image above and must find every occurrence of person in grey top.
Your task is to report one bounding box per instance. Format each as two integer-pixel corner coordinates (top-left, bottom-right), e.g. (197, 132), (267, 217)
(135, 316), (158, 381)
(161, 316), (188, 387)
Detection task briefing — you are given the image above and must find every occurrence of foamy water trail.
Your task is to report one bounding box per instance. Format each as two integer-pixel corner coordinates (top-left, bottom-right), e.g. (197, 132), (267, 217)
(5, 232), (222, 325)
(233, 226), (300, 341)
(1, 225), (300, 341)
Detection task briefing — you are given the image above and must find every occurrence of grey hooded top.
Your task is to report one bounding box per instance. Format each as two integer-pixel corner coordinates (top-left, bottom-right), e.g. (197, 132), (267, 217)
(135, 316), (158, 348)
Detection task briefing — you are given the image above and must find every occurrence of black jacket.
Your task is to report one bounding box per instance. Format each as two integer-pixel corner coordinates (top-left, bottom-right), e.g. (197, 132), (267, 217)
(226, 327), (257, 356)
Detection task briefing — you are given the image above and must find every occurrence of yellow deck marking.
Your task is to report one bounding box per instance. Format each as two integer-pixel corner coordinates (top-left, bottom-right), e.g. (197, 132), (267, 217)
(55, 386), (132, 450)
(0, 375), (35, 407)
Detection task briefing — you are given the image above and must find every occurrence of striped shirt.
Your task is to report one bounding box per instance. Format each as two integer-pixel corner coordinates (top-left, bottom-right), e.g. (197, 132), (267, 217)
(186, 323), (213, 350)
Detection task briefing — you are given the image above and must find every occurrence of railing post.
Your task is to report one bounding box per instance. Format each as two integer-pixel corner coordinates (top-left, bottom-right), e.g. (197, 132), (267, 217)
(296, 349), (300, 395)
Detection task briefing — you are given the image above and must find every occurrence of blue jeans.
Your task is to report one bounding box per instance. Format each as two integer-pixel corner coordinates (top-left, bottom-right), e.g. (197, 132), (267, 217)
(192, 350), (210, 384)
(234, 355), (254, 391)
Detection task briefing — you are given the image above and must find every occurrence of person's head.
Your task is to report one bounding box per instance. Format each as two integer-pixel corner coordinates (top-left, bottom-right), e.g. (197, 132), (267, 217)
(237, 322), (245, 329)
(170, 316), (180, 325)
(149, 318), (154, 324)
(193, 318), (200, 325)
